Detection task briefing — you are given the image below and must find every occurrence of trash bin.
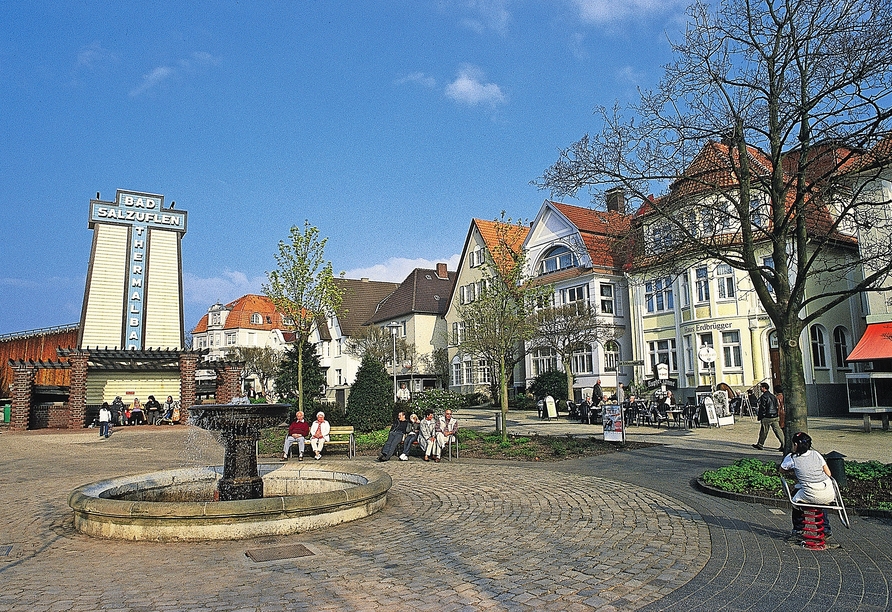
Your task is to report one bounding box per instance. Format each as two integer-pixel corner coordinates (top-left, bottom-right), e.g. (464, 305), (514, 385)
(824, 450), (847, 489)
(494, 412), (503, 432)
(2, 404), (9, 423)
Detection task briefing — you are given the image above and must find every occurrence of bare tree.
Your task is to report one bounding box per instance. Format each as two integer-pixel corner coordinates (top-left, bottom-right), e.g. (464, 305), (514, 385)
(540, 0), (892, 436)
(346, 325), (413, 368)
(226, 346), (282, 399)
(264, 222), (343, 415)
(530, 303), (620, 402)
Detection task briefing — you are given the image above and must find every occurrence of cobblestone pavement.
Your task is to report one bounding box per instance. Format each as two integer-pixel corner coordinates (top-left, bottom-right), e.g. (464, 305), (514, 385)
(0, 412), (890, 611)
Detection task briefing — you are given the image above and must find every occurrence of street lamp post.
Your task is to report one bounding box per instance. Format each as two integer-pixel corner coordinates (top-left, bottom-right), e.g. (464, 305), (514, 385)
(387, 322), (401, 401)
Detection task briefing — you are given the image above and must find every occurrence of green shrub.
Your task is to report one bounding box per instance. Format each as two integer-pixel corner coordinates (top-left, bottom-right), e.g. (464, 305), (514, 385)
(461, 392), (490, 407)
(527, 370), (568, 401)
(410, 388), (464, 416)
(346, 355), (394, 432)
(509, 394), (538, 411)
(845, 460), (892, 481)
(702, 458), (784, 495)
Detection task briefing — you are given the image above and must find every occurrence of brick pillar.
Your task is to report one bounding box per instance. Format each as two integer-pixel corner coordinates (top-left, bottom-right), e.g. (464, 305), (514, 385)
(10, 365), (35, 431)
(179, 353), (198, 423)
(214, 363), (243, 404)
(68, 352), (89, 429)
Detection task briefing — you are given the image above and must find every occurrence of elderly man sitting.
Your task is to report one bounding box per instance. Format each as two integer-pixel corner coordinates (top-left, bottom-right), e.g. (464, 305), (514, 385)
(435, 409), (458, 463)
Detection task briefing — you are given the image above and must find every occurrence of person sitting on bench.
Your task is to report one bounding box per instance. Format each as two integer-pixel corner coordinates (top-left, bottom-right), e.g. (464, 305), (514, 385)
(283, 411), (310, 461)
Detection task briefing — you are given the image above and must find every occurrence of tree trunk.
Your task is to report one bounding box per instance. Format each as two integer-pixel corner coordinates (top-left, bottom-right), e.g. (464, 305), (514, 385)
(778, 324), (807, 451)
(562, 355), (575, 404)
(500, 354), (509, 443)
(297, 341), (304, 416)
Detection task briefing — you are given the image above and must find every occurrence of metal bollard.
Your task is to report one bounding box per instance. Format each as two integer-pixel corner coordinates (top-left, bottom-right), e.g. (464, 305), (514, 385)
(824, 450), (847, 489)
(495, 411), (503, 433)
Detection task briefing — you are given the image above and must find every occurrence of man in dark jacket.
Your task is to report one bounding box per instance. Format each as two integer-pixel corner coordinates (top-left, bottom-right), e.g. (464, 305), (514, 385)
(378, 411), (409, 461)
(752, 382), (785, 451)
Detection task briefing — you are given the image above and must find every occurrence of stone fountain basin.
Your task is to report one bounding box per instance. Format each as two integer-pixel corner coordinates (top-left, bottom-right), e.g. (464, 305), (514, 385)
(68, 463), (391, 541)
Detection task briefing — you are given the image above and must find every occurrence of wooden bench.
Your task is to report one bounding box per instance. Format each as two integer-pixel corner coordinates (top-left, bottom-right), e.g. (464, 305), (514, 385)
(326, 426), (355, 458)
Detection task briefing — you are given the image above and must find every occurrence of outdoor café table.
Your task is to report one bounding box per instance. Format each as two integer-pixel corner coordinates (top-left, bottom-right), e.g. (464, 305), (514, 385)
(667, 409), (685, 429)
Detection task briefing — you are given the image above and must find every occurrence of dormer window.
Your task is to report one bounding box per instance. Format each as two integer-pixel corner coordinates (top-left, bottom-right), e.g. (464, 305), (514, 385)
(251, 313), (262, 325)
(538, 246), (576, 276)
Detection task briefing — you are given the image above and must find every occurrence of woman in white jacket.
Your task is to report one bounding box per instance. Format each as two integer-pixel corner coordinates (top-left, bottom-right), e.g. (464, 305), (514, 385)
(309, 412), (331, 460)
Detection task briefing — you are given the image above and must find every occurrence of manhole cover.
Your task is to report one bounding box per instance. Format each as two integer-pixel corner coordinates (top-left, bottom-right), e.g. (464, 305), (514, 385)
(0, 546), (12, 557)
(245, 544), (314, 562)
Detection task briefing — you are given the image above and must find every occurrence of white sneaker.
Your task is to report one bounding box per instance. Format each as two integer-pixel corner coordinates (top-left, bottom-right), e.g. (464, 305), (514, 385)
(399, 454), (408, 461)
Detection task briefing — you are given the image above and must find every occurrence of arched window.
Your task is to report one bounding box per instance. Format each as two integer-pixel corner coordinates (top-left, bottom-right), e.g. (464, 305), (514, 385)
(537, 246), (577, 276)
(250, 313), (262, 325)
(833, 326), (850, 369)
(810, 325), (827, 368)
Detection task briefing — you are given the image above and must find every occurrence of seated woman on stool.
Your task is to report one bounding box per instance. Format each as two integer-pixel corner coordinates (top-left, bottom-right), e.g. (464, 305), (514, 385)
(780, 431), (834, 536)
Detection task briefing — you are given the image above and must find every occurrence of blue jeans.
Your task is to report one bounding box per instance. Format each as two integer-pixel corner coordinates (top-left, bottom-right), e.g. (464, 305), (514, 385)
(380, 430), (404, 459)
(99, 422), (110, 437)
(402, 433), (418, 455)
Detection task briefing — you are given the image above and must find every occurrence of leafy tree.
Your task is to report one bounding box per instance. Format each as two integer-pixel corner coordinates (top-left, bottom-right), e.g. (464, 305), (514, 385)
(540, 0), (892, 438)
(527, 370), (569, 402)
(456, 215), (548, 442)
(530, 303), (619, 402)
(275, 341), (326, 408)
(226, 346), (282, 399)
(346, 354), (394, 432)
(264, 221), (343, 415)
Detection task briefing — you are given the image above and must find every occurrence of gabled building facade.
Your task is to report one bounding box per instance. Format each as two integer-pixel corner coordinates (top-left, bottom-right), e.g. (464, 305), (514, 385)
(445, 219), (530, 397)
(626, 142), (866, 413)
(313, 277), (401, 408)
(365, 264), (456, 394)
(521, 199), (633, 401)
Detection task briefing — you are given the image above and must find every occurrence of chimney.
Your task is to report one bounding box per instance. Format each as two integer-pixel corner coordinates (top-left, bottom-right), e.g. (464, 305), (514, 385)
(436, 263), (448, 279)
(606, 188), (625, 213)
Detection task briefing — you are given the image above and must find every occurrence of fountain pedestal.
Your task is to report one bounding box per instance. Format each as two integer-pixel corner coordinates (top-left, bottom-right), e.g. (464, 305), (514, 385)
(218, 431), (265, 500)
(189, 402), (291, 501)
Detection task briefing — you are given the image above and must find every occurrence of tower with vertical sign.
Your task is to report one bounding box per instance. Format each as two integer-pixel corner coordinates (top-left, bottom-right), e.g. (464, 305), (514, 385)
(79, 190), (188, 350)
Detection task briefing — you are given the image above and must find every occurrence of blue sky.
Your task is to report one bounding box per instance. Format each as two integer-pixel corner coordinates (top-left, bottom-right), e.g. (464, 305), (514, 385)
(0, 0), (688, 336)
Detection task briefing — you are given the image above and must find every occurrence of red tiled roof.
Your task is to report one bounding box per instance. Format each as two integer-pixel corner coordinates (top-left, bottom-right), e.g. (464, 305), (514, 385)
(191, 294), (286, 335)
(550, 202), (631, 272)
(633, 140), (864, 249)
(473, 219), (530, 274)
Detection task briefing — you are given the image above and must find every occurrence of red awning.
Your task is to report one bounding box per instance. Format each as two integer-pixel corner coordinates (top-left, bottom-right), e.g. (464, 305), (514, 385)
(847, 322), (892, 362)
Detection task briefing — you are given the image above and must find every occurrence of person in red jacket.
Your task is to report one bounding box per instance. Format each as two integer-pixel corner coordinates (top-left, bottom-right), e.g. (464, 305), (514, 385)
(282, 411), (311, 461)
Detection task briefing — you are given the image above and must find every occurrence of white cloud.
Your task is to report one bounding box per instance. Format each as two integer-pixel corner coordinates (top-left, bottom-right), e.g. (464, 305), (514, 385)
(616, 65), (645, 85)
(77, 41), (119, 70)
(129, 51), (218, 97)
(445, 64), (506, 107)
(342, 255), (461, 283)
(458, 0), (511, 35)
(183, 269), (265, 308)
(571, 0), (686, 24)
(396, 71), (437, 89)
